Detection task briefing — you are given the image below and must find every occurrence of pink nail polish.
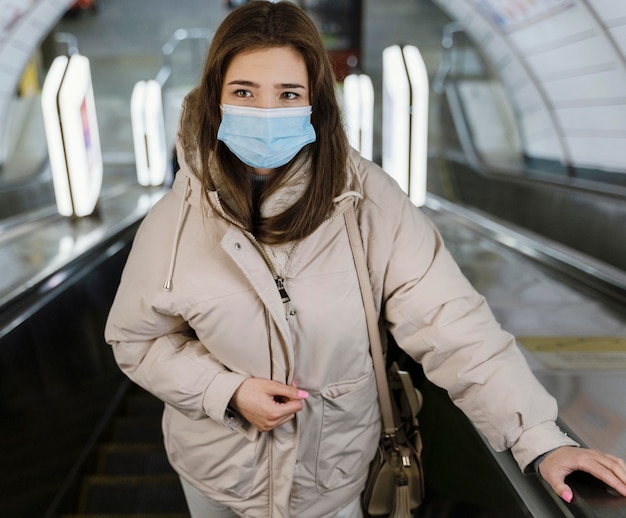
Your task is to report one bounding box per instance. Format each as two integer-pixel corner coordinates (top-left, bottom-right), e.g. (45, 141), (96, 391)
(297, 389), (309, 399)
(561, 490), (573, 503)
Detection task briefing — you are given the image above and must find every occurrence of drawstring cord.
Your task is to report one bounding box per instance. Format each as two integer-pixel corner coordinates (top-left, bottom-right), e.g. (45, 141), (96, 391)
(333, 191), (363, 203)
(163, 176), (190, 290)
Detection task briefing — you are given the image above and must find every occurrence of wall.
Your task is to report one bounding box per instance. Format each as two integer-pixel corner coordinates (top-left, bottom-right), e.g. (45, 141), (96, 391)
(433, 0), (626, 174)
(0, 0), (74, 165)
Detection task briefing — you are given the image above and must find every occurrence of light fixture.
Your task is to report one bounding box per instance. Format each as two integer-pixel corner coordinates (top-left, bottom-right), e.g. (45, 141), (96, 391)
(382, 45), (429, 207)
(343, 73), (374, 161)
(131, 79), (168, 186)
(41, 54), (103, 217)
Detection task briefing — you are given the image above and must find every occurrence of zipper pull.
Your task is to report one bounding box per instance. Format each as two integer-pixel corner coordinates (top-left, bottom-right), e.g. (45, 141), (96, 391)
(275, 277), (291, 303)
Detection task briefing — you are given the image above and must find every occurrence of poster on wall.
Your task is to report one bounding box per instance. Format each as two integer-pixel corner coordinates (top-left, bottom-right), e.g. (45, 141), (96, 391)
(475, 0), (577, 32)
(0, 0), (32, 44)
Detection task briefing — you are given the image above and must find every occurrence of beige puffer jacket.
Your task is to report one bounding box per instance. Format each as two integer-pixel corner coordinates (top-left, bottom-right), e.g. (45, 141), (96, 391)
(105, 146), (577, 517)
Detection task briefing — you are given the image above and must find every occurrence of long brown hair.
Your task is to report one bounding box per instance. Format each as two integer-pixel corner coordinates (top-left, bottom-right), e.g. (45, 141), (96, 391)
(178, 0), (349, 244)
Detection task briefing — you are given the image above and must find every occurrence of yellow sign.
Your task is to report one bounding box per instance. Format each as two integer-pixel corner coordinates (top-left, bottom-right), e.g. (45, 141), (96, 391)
(518, 336), (626, 370)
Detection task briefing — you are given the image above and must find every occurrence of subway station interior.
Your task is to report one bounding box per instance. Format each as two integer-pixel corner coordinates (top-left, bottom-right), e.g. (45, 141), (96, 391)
(1, 0), (625, 516)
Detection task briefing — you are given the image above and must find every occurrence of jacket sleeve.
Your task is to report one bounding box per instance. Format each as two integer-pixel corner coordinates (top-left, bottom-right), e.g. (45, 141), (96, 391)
(360, 165), (578, 471)
(104, 203), (254, 439)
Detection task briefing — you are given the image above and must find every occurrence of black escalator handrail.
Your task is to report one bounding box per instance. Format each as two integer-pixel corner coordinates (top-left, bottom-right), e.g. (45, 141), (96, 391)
(0, 222), (139, 343)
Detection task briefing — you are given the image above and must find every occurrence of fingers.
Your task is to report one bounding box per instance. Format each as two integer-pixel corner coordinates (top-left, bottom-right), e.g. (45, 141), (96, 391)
(230, 378), (310, 432)
(541, 471), (573, 504)
(539, 457), (574, 503)
(255, 380), (308, 431)
(271, 380), (310, 403)
(580, 451), (626, 497)
(560, 488), (573, 503)
(539, 447), (626, 501)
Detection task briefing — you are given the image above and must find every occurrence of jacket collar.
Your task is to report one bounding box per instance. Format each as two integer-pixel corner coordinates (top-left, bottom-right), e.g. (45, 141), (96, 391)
(165, 146), (363, 291)
(172, 146), (364, 219)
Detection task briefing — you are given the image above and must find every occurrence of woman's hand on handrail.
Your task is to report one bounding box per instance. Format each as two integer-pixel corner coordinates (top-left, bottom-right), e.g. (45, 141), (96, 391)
(539, 446), (626, 503)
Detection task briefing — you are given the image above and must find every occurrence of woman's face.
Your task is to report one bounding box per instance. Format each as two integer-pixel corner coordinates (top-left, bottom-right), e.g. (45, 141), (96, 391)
(220, 46), (310, 109)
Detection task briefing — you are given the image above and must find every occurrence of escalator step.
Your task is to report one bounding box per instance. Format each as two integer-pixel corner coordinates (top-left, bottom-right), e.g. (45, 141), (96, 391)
(5, 479), (66, 518)
(110, 416), (163, 444)
(97, 444), (173, 475)
(78, 475), (188, 514)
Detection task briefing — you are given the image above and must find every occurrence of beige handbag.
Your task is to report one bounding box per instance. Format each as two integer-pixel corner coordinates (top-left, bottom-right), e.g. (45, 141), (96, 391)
(344, 206), (425, 518)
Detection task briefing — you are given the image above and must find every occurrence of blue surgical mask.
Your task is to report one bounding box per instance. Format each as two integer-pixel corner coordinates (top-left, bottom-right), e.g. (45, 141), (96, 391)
(217, 104), (316, 169)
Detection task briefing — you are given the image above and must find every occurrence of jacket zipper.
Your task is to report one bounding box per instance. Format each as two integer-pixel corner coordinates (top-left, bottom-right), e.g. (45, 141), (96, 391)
(211, 192), (355, 304)
(275, 277), (290, 303)
(250, 233), (300, 304)
(210, 191), (356, 514)
(261, 197), (354, 303)
(246, 231), (299, 305)
(210, 192), (296, 303)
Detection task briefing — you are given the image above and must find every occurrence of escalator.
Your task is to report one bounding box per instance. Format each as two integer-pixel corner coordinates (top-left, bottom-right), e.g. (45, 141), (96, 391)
(1, 179), (623, 517)
(431, 24), (626, 274)
(58, 382), (189, 517)
(0, 185), (190, 516)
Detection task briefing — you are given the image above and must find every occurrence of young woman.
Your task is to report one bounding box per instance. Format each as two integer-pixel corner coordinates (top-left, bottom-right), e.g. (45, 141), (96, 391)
(105, 2), (626, 516)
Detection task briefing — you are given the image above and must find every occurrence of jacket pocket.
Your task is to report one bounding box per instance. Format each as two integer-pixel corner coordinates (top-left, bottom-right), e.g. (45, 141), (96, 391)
(315, 371), (381, 493)
(164, 408), (262, 499)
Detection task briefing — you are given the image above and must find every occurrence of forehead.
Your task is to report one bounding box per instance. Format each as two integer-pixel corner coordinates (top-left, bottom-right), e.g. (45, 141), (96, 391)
(224, 46), (308, 83)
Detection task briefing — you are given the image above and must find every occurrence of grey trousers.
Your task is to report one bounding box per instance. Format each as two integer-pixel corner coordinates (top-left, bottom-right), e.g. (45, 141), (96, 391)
(180, 477), (364, 518)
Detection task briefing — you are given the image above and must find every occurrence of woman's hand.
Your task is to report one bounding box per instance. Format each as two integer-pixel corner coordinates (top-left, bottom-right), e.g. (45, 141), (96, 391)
(230, 378), (309, 432)
(539, 446), (626, 502)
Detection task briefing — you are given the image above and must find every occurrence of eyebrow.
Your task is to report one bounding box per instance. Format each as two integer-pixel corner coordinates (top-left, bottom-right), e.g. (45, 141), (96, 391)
(277, 83), (307, 90)
(226, 80), (307, 90)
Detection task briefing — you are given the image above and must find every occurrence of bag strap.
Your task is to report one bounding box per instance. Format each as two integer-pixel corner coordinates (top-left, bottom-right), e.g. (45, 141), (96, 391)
(344, 205), (396, 437)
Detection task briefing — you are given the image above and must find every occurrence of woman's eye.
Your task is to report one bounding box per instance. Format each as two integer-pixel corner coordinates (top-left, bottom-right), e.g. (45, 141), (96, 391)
(282, 92), (298, 100)
(234, 89), (251, 97)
